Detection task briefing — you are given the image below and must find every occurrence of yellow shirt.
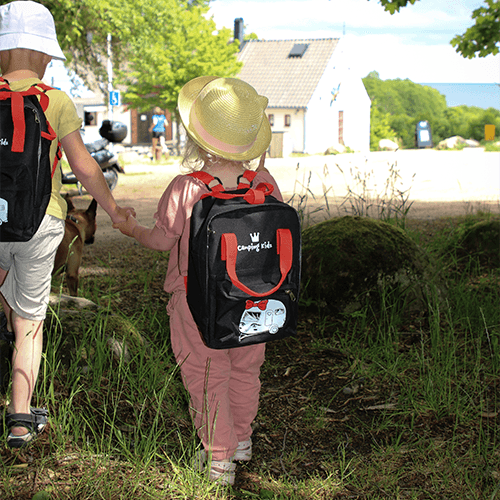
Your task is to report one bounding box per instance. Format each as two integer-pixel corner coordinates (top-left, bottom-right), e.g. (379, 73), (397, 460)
(8, 78), (83, 220)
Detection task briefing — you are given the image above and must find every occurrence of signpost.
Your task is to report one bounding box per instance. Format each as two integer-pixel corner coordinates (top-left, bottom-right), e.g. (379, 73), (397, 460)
(110, 90), (120, 107)
(485, 124), (495, 141)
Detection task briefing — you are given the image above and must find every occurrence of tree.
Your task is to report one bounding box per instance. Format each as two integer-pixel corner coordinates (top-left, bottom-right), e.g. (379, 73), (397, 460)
(451, 0), (500, 58)
(369, 100), (397, 150)
(363, 74), (448, 148)
(0, 0), (128, 94)
(119, 0), (241, 114)
(364, 72), (500, 145)
(0, 0), (241, 102)
(439, 106), (471, 139)
(377, 0), (500, 58)
(467, 107), (500, 140)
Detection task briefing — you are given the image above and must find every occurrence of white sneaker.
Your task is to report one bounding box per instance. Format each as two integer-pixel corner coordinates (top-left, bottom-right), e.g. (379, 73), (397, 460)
(194, 449), (236, 486)
(233, 438), (252, 461)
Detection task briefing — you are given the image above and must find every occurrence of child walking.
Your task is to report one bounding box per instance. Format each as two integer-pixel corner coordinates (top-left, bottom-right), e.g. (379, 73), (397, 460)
(115, 76), (281, 485)
(0, 0), (135, 448)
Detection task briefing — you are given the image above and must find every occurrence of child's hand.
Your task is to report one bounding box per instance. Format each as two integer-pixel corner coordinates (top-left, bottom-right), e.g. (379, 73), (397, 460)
(111, 206), (136, 225)
(113, 214), (138, 237)
(256, 152), (269, 173)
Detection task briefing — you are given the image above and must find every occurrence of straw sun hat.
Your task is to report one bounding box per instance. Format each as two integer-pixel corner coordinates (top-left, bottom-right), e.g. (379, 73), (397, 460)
(178, 76), (271, 162)
(0, 1), (65, 61)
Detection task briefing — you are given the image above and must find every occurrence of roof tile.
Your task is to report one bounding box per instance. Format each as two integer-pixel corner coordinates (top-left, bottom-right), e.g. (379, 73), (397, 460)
(238, 38), (339, 108)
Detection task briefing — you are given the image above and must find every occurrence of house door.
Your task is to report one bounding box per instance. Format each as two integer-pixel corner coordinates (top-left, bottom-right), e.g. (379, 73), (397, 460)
(269, 132), (284, 158)
(137, 111), (152, 144)
(338, 111), (344, 145)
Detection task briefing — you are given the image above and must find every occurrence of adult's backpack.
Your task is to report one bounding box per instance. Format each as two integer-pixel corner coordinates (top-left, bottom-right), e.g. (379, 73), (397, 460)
(187, 170), (301, 349)
(0, 77), (59, 242)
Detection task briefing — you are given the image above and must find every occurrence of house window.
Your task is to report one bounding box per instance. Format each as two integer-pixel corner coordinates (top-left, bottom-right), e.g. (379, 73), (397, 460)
(84, 112), (95, 126)
(288, 43), (309, 58)
(268, 114), (274, 126)
(284, 114), (291, 127)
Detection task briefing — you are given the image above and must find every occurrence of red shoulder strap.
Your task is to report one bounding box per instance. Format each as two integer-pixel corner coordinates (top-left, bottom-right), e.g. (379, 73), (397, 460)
(188, 171), (225, 194)
(0, 77), (10, 90)
(188, 171), (215, 185)
(51, 141), (63, 177)
(189, 170), (257, 190)
(31, 84), (60, 177)
(9, 93), (26, 152)
(189, 170), (273, 204)
(0, 81), (58, 174)
(237, 170), (257, 189)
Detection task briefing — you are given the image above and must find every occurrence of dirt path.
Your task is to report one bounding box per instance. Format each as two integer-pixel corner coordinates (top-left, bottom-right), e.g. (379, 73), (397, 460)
(67, 153), (499, 250)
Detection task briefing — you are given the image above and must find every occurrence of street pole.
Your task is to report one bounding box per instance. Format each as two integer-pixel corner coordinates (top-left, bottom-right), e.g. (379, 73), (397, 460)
(107, 33), (113, 123)
(107, 33), (114, 153)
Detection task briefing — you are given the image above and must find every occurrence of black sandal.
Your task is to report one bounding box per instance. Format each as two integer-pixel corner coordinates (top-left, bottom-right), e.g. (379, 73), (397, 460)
(6, 407), (49, 448)
(0, 312), (14, 344)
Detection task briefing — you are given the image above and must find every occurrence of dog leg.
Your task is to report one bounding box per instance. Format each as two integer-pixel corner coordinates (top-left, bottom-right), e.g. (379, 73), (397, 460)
(65, 240), (84, 297)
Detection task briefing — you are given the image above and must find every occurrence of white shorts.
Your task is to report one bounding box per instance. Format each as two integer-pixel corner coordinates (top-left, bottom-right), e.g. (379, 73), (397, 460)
(0, 215), (65, 321)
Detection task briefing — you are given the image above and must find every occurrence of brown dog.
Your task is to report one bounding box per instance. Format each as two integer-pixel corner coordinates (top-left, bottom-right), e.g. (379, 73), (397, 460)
(53, 196), (97, 296)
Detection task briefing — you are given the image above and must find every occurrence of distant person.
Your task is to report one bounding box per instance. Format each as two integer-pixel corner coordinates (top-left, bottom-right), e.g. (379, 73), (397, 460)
(148, 106), (169, 161)
(0, 0), (135, 448)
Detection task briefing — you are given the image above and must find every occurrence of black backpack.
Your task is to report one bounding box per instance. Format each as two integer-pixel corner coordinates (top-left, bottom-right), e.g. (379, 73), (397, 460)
(186, 170), (301, 349)
(0, 77), (60, 242)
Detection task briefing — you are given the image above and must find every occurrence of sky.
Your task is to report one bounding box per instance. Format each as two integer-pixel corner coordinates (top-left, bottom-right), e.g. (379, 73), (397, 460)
(209, 0), (500, 83)
(45, 0), (500, 96)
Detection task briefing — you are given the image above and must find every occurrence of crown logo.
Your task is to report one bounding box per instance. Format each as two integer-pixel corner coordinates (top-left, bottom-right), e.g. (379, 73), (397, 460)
(250, 232), (260, 243)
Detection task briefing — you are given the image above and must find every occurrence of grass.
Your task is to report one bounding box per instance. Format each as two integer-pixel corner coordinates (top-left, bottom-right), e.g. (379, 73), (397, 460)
(1, 172), (499, 499)
(287, 161), (416, 230)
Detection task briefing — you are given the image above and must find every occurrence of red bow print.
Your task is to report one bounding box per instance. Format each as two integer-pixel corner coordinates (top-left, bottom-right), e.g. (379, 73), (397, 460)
(245, 299), (268, 310)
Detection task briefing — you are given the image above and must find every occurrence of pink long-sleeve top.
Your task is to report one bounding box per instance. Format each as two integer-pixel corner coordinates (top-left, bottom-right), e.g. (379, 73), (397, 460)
(154, 172), (283, 294)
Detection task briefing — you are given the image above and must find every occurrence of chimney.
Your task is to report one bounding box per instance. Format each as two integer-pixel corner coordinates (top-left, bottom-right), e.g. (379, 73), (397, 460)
(234, 18), (244, 48)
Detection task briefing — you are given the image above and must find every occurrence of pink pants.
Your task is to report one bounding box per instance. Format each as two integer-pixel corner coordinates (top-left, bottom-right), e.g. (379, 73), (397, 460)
(167, 292), (265, 461)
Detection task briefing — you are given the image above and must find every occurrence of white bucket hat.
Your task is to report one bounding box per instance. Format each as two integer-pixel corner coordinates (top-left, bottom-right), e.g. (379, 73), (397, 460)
(0, 1), (65, 61)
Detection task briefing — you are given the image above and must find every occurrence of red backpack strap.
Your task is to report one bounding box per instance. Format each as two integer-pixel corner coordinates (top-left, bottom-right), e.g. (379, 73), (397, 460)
(221, 228), (293, 297)
(188, 171), (225, 194)
(26, 84), (58, 176)
(52, 141), (63, 178)
(188, 171), (215, 185)
(188, 170), (272, 204)
(40, 119), (57, 142)
(0, 77), (10, 90)
(10, 92), (26, 153)
(1, 83), (57, 154)
(34, 82), (54, 92)
(236, 170), (257, 189)
(30, 82), (54, 112)
(0, 78), (25, 152)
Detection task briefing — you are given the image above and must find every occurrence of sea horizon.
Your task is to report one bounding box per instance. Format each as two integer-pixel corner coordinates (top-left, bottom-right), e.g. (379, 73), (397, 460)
(418, 82), (500, 111)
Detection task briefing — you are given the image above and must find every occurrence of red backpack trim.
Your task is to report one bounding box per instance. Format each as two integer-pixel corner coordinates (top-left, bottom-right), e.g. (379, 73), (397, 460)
(0, 77), (60, 177)
(221, 229), (293, 297)
(188, 170), (274, 205)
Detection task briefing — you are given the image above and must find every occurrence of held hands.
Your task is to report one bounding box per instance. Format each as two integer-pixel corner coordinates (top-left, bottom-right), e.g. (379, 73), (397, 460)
(113, 212), (138, 238)
(111, 206), (137, 225)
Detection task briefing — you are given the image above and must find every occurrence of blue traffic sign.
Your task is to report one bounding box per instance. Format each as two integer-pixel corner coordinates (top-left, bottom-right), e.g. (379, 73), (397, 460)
(109, 90), (120, 106)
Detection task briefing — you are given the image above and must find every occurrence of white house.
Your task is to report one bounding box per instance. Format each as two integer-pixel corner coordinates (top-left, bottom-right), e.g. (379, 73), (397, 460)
(237, 37), (371, 156)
